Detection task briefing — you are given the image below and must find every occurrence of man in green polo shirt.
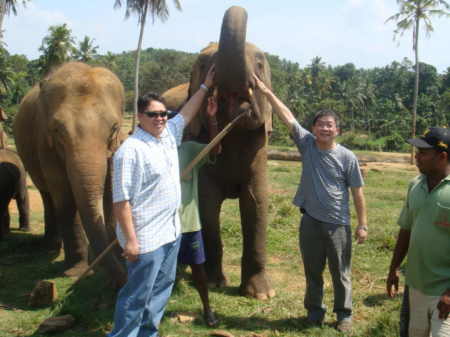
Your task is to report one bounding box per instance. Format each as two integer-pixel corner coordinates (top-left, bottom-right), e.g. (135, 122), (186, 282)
(387, 127), (450, 337)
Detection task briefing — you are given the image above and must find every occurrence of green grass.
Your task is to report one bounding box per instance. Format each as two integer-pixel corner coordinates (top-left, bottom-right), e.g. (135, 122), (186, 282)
(0, 154), (418, 337)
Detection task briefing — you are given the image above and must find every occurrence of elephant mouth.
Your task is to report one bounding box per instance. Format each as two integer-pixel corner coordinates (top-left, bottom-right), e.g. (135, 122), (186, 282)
(218, 86), (261, 122)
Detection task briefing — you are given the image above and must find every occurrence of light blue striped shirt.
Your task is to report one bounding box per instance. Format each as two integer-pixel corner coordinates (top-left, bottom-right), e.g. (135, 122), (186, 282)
(112, 114), (185, 254)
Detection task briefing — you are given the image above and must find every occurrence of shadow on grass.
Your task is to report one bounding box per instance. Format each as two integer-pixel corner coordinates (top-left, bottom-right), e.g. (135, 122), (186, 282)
(0, 231), (118, 337)
(0, 232), (63, 311)
(363, 293), (393, 307)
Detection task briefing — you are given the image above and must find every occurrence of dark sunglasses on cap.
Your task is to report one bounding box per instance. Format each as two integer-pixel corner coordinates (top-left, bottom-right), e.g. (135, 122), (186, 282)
(143, 110), (169, 118)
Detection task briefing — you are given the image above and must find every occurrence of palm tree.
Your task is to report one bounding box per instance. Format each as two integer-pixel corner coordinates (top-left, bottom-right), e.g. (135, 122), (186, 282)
(74, 36), (99, 63)
(0, 45), (14, 91)
(386, 0), (450, 163)
(38, 23), (75, 75)
(0, 0), (28, 43)
(114, 0), (181, 130)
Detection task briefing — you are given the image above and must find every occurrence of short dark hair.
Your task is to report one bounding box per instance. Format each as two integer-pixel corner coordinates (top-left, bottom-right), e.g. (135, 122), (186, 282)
(312, 109), (340, 128)
(137, 92), (166, 114)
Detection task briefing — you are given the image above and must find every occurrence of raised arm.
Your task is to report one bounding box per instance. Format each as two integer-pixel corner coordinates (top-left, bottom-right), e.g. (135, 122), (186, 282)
(253, 73), (296, 132)
(180, 65), (215, 124)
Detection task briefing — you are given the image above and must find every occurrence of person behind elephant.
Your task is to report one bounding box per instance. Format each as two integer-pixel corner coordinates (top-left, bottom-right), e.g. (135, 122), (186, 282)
(177, 95), (221, 327)
(387, 127), (450, 337)
(254, 74), (368, 333)
(107, 65), (215, 337)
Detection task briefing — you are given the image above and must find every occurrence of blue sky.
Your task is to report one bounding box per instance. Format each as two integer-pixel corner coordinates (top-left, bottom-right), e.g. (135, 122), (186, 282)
(3, 0), (450, 72)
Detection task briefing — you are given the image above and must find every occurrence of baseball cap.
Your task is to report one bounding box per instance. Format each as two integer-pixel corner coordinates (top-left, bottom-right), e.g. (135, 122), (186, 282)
(407, 127), (450, 153)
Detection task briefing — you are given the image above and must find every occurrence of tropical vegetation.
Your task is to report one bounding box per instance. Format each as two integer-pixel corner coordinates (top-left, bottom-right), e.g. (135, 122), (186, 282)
(0, 24), (449, 152)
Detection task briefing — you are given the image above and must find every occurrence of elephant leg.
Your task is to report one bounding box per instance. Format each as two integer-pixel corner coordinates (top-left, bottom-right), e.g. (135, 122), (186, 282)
(53, 192), (88, 276)
(15, 176), (30, 231)
(40, 191), (62, 251)
(238, 176), (275, 300)
(0, 200), (11, 240)
(199, 174), (227, 288)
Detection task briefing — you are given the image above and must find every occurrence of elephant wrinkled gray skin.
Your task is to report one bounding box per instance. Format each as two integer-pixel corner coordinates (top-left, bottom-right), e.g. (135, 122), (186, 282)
(164, 6), (275, 299)
(0, 148), (30, 239)
(13, 62), (126, 285)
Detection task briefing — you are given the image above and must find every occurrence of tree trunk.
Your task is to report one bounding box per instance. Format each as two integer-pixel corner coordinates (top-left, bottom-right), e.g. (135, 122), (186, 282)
(411, 15), (420, 165)
(0, 0), (6, 43)
(132, 2), (148, 131)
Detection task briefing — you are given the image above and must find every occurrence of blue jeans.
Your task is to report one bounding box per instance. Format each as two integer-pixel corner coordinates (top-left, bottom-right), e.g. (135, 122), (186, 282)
(107, 237), (181, 337)
(299, 212), (352, 323)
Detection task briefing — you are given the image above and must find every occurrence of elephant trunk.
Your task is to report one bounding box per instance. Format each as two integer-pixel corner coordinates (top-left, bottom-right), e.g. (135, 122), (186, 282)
(217, 6), (248, 94)
(216, 6), (262, 125)
(66, 149), (126, 283)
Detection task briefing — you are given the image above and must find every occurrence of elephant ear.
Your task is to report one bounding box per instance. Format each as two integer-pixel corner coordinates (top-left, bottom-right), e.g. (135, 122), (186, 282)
(108, 123), (123, 153)
(185, 44), (218, 139)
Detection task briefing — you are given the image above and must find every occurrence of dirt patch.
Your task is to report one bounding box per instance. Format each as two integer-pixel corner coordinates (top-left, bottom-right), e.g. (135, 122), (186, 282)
(361, 161), (418, 173)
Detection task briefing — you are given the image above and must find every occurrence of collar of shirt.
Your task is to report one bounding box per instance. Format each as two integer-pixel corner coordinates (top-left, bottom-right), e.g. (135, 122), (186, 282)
(133, 125), (169, 143)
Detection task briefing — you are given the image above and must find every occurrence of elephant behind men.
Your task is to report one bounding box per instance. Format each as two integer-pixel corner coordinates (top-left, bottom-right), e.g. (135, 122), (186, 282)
(0, 148), (30, 239)
(164, 6), (275, 299)
(14, 62), (126, 285)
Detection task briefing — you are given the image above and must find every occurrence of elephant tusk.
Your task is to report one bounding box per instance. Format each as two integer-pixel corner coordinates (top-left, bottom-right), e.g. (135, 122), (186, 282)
(248, 87), (253, 97)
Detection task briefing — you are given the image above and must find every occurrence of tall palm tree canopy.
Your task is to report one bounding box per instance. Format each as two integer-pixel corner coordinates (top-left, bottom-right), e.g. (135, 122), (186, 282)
(387, 0), (450, 50)
(39, 23), (75, 75)
(0, 0), (29, 42)
(114, 0), (181, 23)
(75, 36), (99, 63)
(113, 0), (182, 130)
(386, 0), (449, 163)
(0, 0), (28, 17)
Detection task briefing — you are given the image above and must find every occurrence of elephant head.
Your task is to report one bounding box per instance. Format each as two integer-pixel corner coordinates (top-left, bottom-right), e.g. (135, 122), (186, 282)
(187, 6), (272, 138)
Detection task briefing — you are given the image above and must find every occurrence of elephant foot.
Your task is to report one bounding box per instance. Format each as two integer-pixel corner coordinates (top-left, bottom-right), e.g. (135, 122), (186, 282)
(64, 261), (92, 277)
(240, 273), (276, 300)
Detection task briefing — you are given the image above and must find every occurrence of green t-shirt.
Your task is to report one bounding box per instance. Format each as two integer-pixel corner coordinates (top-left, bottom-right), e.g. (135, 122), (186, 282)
(398, 174), (450, 296)
(178, 141), (208, 233)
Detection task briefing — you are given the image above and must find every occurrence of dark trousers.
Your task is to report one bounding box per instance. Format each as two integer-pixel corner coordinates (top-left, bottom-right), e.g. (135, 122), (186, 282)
(299, 212), (352, 322)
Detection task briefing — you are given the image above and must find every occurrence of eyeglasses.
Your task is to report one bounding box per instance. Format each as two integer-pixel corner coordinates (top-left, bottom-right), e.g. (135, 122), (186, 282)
(143, 110), (169, 118)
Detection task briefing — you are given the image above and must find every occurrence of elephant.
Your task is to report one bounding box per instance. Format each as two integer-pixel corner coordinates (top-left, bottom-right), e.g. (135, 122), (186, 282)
(0, 107), (8, 149)
(163, 6), (275, 299)
(13, 62), (127, 285)
(161, 82), (189, 112)
(0, 148), (30, 239)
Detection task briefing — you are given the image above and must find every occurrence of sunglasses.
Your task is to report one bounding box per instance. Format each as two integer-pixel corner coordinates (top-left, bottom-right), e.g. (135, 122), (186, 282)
(143, 110), (169, 118)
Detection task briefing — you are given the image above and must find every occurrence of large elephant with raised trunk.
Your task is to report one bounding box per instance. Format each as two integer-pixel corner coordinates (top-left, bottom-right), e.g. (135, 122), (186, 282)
(13, 62), (126, 285)
(164, 6), (274, 299)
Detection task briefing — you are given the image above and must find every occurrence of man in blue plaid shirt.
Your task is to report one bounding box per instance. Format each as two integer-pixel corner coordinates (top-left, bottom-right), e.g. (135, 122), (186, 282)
(107, 66), (215, 337)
